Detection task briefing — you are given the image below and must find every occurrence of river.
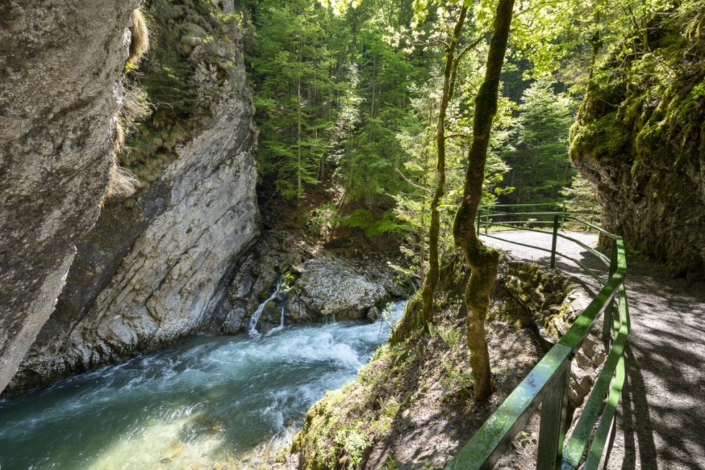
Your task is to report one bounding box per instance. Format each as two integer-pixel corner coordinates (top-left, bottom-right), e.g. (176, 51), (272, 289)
(0, 302), (404, 469)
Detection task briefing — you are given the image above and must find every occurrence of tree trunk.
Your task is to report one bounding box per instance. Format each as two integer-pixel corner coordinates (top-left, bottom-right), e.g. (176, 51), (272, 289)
(421, 5), (468, 326)
(453, 0), (515, 402)
(297, 42), (303, 199)
(391, 5), (468, 344)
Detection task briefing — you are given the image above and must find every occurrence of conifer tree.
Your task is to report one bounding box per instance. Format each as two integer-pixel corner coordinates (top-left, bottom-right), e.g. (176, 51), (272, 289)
(502, 80), (576, 203)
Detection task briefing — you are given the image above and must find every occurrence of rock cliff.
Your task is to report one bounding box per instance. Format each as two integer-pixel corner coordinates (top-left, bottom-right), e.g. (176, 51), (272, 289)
(8, 0), (260, 390)
(207, 230), (410, 336)
(0, 0), (139, 393)
(570, 5), (705, 280)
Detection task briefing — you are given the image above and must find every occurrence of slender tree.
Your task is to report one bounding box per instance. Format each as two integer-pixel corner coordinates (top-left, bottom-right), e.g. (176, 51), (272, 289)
(391, 5), (469, 342)
(453, 0), (515, 401)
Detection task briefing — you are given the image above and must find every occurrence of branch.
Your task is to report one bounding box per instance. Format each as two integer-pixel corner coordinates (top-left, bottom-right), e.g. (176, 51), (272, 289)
(409, 38), (444, 48)
(396, 167), (432, 194)
(445, 133), (471, 140)
(456, 31), (490, 63)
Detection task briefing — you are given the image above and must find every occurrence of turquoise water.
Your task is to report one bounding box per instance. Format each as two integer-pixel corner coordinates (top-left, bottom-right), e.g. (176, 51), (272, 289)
(0, 302), (403, 469)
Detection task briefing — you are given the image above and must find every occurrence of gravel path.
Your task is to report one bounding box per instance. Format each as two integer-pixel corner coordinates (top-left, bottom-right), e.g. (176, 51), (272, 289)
(480, 230), (705, 470)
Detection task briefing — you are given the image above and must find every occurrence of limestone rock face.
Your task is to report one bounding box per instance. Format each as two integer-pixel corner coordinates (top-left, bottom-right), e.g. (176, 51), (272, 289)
(572, 136), (705, 280)
(286, 256), (391, 322)
(12, 98), (259, 390)
(0, 0), (138, 393)
(211, 232), (410, 335)
(9, 5), (260, 391)
(212, 231), (308, 335)
(570, 7), (705, 280)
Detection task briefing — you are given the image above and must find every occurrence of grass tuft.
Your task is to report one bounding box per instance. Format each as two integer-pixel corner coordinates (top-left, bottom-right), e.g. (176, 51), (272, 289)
(104, 159), (139, 201)
(113, 120), (125, 154)
(127, 9), (150, 65)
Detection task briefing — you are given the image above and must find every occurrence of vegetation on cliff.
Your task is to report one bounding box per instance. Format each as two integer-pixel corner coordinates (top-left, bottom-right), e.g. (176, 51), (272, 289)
(570, 0), (705, 278)
(117, 0), (254, 186)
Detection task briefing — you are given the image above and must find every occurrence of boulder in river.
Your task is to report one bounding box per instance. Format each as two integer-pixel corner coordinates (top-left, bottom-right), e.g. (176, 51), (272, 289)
(286, 255), (393, 322)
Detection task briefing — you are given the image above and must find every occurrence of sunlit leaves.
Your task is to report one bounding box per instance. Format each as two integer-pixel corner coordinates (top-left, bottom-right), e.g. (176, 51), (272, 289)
(318, 0), (361, 15)
(500, 79), (577, 203)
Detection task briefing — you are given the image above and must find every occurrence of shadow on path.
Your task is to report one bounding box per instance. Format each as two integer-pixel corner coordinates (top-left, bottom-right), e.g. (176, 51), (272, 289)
(481, 232), (705, 470)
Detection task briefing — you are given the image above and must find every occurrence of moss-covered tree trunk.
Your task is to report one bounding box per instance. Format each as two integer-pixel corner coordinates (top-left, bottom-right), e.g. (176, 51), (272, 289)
(391, 6), (468, 344)
(453, 0), (515, 401)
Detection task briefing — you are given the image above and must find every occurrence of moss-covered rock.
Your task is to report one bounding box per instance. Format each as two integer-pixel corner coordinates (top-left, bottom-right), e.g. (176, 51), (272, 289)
(570, 5), (705, 280)
(500, 261), (576, 345)
(121, 0), (254, 186)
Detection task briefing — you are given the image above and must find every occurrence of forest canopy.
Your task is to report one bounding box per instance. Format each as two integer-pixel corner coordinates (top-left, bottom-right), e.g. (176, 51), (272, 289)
(238, 0), (703, 399)
(244, 0), (605, 256)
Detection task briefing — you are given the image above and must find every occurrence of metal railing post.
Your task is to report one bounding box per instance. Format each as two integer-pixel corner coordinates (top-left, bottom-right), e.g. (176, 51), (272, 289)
(561, 201), (566, 230)
(550, 215), (559, 268)
(537, 361), (571, 469)
(477, 207), (482, 234)
(485, 207), (489, 234)
(602, 242), (619, 342)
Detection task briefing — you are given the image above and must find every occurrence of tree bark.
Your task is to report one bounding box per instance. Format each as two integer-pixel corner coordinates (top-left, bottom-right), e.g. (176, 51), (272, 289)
(453, 0), (515, 402)
(419, 4), (468, 327)
(391, 5), (468, 344)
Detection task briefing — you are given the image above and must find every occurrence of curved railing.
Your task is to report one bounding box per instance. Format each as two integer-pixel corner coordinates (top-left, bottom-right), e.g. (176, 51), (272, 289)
(475, 202), (600, 234)
(445, 204), (629, 470)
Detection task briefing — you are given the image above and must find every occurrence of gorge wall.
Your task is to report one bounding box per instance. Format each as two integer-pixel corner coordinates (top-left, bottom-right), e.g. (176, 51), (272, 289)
(4, 0), (261, 392)
(570, 5), (705, 280)
(0, 0), (140, 393)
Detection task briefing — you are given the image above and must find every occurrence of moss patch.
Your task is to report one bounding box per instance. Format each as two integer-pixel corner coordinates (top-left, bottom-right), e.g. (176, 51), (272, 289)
(120, 0), (254, 186)
(569, 3), (705, 280)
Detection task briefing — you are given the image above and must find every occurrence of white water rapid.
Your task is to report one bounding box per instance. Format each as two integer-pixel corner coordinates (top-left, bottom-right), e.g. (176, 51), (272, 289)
(0, 301), (405, 470)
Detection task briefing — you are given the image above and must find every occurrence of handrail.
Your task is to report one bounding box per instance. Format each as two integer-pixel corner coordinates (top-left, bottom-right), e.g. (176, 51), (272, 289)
(477, 203), (600, 235)
(446, 204), (628, 470)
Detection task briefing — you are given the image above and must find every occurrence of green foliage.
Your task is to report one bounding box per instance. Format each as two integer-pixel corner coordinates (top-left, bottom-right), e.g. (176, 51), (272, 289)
(501, 80), (578, 204)
(251, 0), (584, 244)
(440, 355), (473, 398)
(249, 0), (425, 236)
(435, 324), (462, 348)
(392, 59), (514, 275)
(560, 173), (599, 224)
(337, 209), (406, 237)
(307, 203), (338, 238)
(571, 0), (705, 174)
(334, 426), (371, 469)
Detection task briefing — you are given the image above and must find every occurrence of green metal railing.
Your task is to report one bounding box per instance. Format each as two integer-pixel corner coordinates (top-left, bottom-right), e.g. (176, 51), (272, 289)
(475, 202), (601, 235)
(446, 205), (629, 470)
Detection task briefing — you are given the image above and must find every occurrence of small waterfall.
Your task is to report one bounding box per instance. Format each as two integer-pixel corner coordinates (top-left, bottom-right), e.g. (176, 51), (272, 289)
(249, 278), (283, 336)
(266, 306), (286, 337)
